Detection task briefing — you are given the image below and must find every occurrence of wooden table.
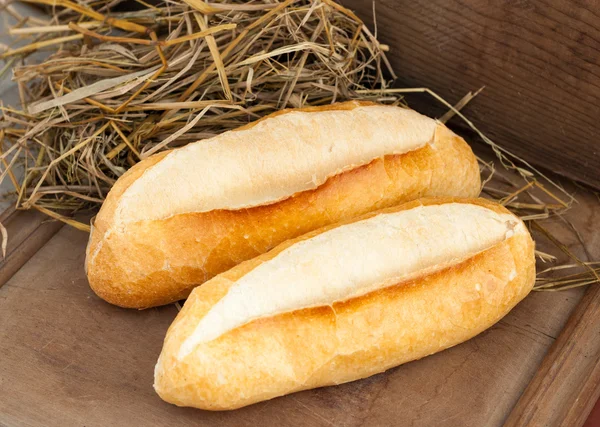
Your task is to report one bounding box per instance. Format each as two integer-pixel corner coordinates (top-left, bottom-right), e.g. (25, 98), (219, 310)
(1, 147), (599, 426)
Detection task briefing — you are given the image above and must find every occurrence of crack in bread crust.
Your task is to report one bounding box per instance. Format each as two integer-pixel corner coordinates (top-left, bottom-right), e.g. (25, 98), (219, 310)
(177, 202), (524, 358)
(115, 104), (437, 224)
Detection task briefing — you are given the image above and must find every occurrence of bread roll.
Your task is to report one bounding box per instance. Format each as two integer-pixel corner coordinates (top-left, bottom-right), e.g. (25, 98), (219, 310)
(86, 101), (481, 308)
(154, 198), (535, 410)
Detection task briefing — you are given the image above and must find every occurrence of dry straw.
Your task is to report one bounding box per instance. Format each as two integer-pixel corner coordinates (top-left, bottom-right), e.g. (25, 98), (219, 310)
(1, 0), (395, 215)
(0, 0), (597, 291)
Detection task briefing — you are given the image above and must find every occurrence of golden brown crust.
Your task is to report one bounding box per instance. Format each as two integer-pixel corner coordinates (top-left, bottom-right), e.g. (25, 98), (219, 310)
(153, 197), (535, 410)
(87, 104), (480, 308)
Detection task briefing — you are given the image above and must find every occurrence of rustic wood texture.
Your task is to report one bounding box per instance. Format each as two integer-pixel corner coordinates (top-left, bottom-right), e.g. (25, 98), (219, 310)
(0, 165), (598, 426)
(0, 208), (63, 288)
(505, 285), (600, 427)
(584, 396), (600, 427)
(342, 0), (600, 189)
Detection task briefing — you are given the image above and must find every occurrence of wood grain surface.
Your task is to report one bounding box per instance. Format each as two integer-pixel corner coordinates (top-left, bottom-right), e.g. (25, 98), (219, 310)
(0, 208), (63, 289)
(342, 0), (600, 190)
(0, 161), (598, 426)
(505, 284), (600, 427)
(584, 397), (600, 427)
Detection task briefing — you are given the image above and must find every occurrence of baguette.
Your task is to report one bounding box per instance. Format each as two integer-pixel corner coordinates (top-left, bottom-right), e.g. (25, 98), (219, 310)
(154, 197), (535, 410)
(86, 101), (481, 308)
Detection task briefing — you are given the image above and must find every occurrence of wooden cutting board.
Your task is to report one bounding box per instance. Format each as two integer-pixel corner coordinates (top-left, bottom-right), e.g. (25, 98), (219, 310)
(1, 148), (599, 427)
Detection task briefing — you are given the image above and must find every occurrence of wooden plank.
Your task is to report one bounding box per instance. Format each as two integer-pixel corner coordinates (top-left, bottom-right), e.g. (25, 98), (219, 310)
(584, 398), (600, 427)
(342, 0), (600, 190)
(0, 209), (63, 288)
(0, 174), (598, 426)
(504, 285), (600, 427)
(0, 227), (570, 426)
